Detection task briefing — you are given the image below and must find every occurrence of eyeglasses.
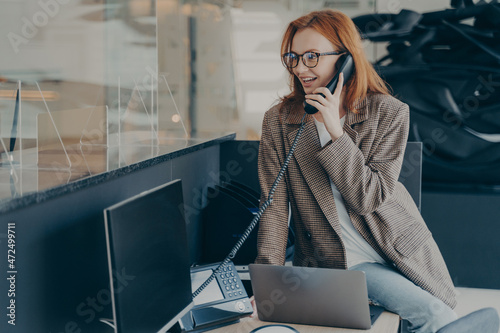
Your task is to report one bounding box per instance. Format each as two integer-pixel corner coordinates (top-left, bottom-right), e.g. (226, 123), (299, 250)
(282, 51), (343, 69)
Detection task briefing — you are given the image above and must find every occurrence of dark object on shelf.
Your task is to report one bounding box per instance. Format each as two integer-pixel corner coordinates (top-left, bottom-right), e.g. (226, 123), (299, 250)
(353, 1), (500, 190)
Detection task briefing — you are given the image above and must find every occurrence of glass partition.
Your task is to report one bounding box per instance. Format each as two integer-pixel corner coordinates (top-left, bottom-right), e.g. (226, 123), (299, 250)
(0, 0), (382, 202)
(0, 0), (186, 201)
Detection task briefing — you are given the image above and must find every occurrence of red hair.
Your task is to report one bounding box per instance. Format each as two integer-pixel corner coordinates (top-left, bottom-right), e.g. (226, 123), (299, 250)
(280, 9), (390, 112)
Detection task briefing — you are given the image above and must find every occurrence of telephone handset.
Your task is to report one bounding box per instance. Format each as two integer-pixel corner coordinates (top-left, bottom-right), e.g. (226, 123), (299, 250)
(304, 53), (354, 115)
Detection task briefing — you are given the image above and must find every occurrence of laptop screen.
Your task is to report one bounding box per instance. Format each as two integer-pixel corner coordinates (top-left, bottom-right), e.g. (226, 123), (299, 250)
(104, 179), (193, 333)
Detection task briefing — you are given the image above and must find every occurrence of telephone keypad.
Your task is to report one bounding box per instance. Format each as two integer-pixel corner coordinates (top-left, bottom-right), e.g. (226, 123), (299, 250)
(218, 263), (246, 298)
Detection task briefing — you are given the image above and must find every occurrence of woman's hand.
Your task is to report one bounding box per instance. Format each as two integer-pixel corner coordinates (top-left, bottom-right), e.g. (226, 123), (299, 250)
(305, 72), (345, 140)
(249, 295), (258, 318)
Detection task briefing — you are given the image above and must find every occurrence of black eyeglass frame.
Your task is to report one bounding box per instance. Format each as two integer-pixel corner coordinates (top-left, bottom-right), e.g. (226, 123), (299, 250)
(282, 51), (343, 69)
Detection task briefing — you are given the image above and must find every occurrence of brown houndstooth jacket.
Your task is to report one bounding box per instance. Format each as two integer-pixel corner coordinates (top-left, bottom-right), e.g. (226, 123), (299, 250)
(255, 93), (457, 309)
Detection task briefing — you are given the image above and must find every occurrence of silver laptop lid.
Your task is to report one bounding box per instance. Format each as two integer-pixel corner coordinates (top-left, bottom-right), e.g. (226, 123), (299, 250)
(249, 264), (372, 330)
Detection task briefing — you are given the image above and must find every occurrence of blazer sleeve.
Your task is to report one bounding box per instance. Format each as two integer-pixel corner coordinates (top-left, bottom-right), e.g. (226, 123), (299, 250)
(254, 109), (290, 265)
(317, 99), (410, 215)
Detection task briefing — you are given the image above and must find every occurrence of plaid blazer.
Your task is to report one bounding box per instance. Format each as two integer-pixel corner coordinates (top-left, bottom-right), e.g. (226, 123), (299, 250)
(255, 93), (457, 308)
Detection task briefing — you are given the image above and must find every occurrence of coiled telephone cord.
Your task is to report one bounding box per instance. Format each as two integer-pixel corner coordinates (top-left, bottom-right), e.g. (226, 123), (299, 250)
(192, 112), (308, 299)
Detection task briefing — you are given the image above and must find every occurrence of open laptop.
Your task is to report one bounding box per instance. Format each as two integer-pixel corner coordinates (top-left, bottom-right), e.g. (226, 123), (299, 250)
(249, 264), (384, 330)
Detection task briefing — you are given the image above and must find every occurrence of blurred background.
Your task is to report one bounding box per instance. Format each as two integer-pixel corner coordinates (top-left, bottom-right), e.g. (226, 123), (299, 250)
(0, 0), (453, 142)
(2, 0), (499, 207)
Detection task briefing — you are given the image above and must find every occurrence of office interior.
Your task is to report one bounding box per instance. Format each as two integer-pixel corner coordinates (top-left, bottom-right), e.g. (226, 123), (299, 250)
(0, 0), (499, 332)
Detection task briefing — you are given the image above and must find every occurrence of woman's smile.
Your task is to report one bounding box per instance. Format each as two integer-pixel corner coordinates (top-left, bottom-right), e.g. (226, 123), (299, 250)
(300, 76), (317, 88)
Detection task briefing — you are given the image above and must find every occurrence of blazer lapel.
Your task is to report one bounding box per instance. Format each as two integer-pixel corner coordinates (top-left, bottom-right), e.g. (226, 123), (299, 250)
(284, 98), (370, 238)
(286, 111), (342, 237)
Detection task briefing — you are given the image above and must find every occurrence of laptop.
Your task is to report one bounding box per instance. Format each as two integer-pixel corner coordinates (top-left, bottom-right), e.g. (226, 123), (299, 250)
(249, 264), (384, 330)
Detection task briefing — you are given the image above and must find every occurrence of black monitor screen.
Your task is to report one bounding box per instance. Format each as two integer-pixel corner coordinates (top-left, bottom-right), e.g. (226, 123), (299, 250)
(104, 179), (193, 333)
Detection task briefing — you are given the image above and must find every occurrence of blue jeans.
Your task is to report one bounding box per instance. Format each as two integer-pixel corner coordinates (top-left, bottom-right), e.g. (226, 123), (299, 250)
(350, 262), (457, 333)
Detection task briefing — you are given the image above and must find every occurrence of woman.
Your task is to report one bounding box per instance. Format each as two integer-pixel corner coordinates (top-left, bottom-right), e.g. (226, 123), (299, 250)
(254, 9), (458, 333)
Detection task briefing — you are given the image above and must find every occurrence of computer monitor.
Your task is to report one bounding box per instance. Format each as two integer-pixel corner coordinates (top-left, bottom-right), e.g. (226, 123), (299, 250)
(104, 179), (194, 333)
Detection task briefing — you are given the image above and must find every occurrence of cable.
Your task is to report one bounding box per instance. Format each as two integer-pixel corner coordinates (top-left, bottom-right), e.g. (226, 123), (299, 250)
(192, 112), (308, 299)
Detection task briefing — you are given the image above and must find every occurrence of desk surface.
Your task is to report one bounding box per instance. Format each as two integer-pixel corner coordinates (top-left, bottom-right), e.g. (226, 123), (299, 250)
(211, 311), (400, 333)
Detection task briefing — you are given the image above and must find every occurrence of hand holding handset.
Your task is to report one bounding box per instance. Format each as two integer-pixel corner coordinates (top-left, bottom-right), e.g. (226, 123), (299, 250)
(304, 53), (354, 114)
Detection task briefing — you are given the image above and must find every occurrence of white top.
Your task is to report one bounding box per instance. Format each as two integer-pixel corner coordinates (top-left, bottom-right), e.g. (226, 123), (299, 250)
(314, 117), (386, 268)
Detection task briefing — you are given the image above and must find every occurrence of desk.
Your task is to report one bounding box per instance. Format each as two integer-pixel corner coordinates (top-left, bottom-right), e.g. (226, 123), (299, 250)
(211, 312), (400, 333)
